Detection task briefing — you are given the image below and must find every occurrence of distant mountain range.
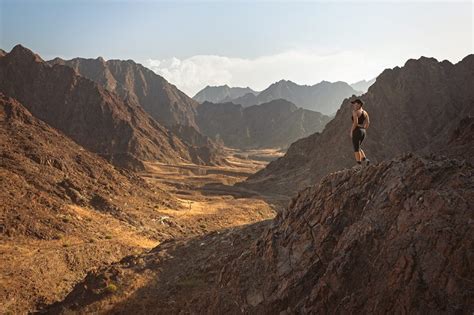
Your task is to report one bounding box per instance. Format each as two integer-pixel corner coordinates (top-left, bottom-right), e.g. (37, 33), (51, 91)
(193, 85), (258, 104)
(350, 78), (376, 93)
(242, 55), (474, 195)
(196, 99), (331, 149)
(194, 80), (359, 115)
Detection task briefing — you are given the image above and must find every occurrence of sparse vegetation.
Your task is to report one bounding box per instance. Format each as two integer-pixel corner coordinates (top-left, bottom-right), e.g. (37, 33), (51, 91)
(104, 283), (118, 294)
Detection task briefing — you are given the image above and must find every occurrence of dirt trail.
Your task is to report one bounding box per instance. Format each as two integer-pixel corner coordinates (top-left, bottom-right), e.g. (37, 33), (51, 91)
(0, 148), (286, 314)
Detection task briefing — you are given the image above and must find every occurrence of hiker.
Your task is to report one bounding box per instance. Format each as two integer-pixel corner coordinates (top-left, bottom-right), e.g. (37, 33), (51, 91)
(350, 98), (370, 166)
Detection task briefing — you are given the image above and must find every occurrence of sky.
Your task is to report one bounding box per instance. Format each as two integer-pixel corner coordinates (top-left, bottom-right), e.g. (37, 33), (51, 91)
(1, 0), (473, 96)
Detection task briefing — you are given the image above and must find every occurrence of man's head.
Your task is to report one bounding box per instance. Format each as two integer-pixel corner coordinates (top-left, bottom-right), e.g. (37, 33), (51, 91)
(351, 98), (364, 110)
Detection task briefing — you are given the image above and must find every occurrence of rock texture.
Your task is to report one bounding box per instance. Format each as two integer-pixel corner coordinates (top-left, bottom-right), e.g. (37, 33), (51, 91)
(193, 84), (259, 104)
(0, 93), (174, 240)
(211, 154), (474, 313)
(0, 45), (215, 168)
(230, 79), (358, 115)
(196, 99), (331, 149)
(43, 154), (474, 314)
(243, 55), (474, 195)
(48, 56), (198, 128)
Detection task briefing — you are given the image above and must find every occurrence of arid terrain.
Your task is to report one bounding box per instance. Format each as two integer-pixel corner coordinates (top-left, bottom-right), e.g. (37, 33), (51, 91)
(0, 148), (285, 314)
(1, 41), (472, 314)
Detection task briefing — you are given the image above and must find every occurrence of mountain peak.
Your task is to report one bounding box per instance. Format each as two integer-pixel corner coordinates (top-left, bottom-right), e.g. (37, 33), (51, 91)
(8, 44), (43, 62)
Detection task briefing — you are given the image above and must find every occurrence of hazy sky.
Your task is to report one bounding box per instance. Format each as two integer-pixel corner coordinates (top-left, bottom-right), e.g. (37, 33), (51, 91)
(1, 0), (472, 96)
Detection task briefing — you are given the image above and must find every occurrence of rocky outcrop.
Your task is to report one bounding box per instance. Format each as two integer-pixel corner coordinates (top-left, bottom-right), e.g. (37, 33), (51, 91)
(230, 79), (358, 115)
(0, 45), (213, 168)
(193, 84), (259, 104)
(0, 93), (175, 240)
(196, 99), (331, 149)
(211, 154), (474, 313)
(48, 56), (198, 128)
(42, 154), (474, 314)
(243, 55), (474, 195)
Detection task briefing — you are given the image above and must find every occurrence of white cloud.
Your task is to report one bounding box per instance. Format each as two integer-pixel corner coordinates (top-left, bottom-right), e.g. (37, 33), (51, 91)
(143, 50), (405, 97)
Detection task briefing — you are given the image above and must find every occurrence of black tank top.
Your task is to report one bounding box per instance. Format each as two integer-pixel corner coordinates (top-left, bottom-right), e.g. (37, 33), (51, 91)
(351, 110), (366, 125)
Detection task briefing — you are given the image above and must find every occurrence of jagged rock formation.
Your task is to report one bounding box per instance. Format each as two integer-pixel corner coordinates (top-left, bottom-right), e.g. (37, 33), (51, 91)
(350, 78), (376, 93)
(196, 99), (331, 149)
(48, 55), (226, 165)
(230, 79), (358, 115)
(0, 45), (216, 169)
(0, 93), (175, 240)
(243, 55), (474, 195)
(48, 56), (198, 128)
(211, 154), (474, 313)
(42, 154), (474, 314)
(193, 84), (259, 104)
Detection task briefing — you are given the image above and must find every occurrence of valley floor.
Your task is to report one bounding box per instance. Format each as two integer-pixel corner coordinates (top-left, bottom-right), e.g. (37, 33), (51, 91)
(0, 148), (286, 314)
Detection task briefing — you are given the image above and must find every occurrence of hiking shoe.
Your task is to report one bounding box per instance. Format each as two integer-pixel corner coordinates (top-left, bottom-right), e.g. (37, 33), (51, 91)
(365, 159), (370, 166)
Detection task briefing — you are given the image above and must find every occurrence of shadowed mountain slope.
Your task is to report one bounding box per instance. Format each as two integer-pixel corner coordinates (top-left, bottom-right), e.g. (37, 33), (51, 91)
(196, 99), (331, 149)
(0, 93), (175, 240)
(0, 45), (217, 169)
(48, 56), (198, 128)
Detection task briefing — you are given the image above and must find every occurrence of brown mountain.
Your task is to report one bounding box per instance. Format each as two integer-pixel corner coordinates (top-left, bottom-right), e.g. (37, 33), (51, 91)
(242, 55), (474, 195)
(230, 79), (359, 115)
(0, 92), (175, 240)
(196, 99), (331, 149)
(43, 153), (474, 314)
(47, 55), (225, 165)
(0, 45), (216, 169)
(48, 56), (198, 128)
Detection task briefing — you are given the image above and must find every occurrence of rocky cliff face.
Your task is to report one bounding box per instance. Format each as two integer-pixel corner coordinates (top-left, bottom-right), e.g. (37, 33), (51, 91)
(243, 55), (474, 195)
(210, 154), (474, 313)
(193, 84), (259, 104)
(0, 45), (213, 169)
(48, 56), (198, 128)
(43, 154), (474, 314)
(196, 99), (331, 149)
(0, 93), (175, 240)
(230, 79), (358, 115)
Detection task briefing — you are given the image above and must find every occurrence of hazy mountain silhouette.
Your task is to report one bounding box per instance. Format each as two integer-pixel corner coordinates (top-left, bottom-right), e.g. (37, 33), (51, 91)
(196, 99), (331, 149)
(350, 78), (376, 93)
(193, 85), (259, 104)
(229, 79), (358, 115)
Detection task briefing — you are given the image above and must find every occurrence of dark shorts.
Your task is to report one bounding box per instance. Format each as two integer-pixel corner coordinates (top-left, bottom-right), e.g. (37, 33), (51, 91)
(352, 127), (366, 152)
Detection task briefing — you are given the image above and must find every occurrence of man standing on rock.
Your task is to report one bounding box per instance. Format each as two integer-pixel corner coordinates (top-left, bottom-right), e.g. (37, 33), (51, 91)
(350, 99), (370, 167)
